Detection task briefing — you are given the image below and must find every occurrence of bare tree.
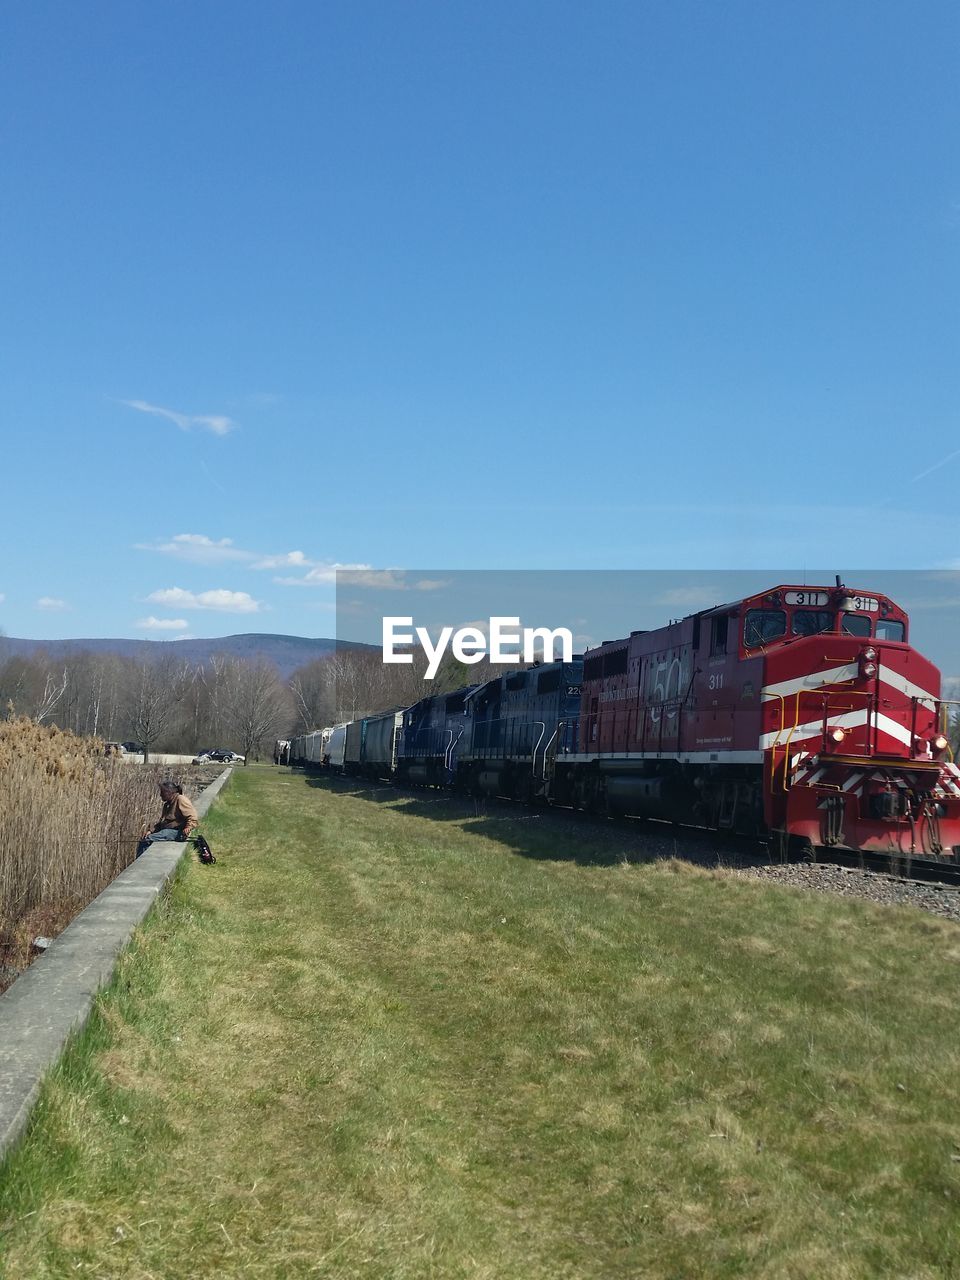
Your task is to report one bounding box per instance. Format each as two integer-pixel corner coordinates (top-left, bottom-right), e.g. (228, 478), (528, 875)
(33, 666), (68, 724)
(0, 656), (42, 717)
(127, 657), (193, 761)
(289, 658), (336, 732)
(316, 646), (490, 726)
(225, 659), (293, 762)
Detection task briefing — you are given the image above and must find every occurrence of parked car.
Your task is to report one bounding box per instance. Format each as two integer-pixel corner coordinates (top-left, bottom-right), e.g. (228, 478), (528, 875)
(193, 749), (245, 764)
(120, 741), (143, 754)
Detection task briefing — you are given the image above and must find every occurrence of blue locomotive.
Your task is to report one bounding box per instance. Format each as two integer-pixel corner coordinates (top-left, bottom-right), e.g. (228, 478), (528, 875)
(291, 658), (584, 801)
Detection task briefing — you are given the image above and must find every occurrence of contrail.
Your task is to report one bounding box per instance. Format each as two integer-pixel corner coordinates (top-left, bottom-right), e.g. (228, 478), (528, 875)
(912, 446), (960, 482)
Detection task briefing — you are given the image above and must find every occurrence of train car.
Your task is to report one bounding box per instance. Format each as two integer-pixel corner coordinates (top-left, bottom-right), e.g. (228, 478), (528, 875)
(459, 658), (583, 801)
(305, 729), (328, 766)
(359, 709), (404, 779)
(343, 720), (363, 773)
(326, 723), (348, 771)
(288, 728), (331, 767)
(553, 582), (960, 856)
(396, 686), (478, 787)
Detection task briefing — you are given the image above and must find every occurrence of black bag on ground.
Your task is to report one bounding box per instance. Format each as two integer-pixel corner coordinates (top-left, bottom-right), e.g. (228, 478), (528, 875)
(195, 834), (216, 865)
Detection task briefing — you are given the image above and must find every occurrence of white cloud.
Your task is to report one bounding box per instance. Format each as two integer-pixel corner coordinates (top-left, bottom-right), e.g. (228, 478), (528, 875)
(138, 534), (434, 595)
(138, 533), (320, 572)
(120, 399), (236, 436)
(135, 534), (251, 565)
(146, 587), (262, 613)
(135, 616), (191, 631)
(274, 566), (443, 591)
(251, 550), (313, 570)
(274, 562), (374, 587)
(36, 596), (68, 611)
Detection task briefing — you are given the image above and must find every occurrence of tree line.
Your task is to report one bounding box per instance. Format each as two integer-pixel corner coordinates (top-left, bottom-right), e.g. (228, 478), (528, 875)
(0, 643), (503, 762)
(5, 639), (960, 762)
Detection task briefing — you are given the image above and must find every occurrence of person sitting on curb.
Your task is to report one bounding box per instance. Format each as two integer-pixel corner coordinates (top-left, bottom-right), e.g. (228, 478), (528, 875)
(136, 782), (198, 859)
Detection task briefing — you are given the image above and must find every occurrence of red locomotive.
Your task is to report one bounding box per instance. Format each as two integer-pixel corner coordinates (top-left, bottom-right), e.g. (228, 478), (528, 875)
(554, 581), (960, 856)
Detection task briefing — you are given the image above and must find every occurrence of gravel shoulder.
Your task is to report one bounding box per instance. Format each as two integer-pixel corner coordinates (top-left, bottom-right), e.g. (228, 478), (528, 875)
(736, 860), (960, 923)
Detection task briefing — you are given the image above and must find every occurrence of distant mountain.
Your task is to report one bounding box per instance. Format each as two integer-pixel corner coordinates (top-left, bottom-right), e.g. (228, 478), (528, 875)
(0, 633), (374, 680)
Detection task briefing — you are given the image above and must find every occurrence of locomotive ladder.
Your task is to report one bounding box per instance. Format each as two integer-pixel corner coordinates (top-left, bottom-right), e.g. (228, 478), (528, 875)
(765, 691), (802, 795)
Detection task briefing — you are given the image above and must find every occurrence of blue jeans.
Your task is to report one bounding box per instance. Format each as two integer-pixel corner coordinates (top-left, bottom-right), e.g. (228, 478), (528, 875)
(136, 828), (183, 859)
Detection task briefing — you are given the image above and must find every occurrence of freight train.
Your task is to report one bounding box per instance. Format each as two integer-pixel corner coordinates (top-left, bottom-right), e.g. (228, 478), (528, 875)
(288, 583), (960, 857)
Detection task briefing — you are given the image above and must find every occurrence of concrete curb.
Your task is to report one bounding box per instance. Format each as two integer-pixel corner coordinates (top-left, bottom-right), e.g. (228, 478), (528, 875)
(0, 766), (234, 1163)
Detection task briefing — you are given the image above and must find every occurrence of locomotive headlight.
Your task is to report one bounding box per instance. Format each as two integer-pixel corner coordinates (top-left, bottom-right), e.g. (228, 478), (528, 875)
(934, 734), (949, 752)
(829, 727), (847, 744)
(861, 661), (878, 678)
(862, 646), (877, 662)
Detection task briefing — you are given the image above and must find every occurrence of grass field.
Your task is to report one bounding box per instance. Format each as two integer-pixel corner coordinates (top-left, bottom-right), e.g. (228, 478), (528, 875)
(1, 767), (959, 1278)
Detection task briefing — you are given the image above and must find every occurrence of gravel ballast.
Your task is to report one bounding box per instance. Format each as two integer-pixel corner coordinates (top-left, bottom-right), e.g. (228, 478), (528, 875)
(737, 860), (960, 922)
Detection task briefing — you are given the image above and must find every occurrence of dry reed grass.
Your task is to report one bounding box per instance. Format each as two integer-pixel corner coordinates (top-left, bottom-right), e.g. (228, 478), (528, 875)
(0, 718), (201, 970)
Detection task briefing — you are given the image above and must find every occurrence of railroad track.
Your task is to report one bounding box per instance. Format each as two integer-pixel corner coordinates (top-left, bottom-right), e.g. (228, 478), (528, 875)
(809, 847), (960, 888)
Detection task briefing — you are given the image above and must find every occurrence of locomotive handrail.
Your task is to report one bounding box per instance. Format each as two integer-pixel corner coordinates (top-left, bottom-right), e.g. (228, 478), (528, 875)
(765, 689), (806, 791)
(766, 690), (787, 750)
(769, 686), (881, 791)
(539, 724), (560, 779)
(779, 691), (805, 790)
(529, 721), (548, 779)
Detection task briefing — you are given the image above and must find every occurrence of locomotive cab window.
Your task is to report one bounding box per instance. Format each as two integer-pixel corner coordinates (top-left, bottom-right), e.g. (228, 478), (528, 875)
(792, 609), (835, 637)
(841, 613), (871, 638)
(876, 618), (905, 642)
(710, 615), (728, 656)
(743, 609), (786, 648)
(536, 667), (562, 695)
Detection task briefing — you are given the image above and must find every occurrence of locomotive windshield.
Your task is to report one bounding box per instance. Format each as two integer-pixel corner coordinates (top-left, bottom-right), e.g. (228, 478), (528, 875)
(876, 618), (905, 641)
(743, 608), (786, 647)
(841, 614), (871, 637)
(791, 609), (834, 637)
(741, 597), (908, 648)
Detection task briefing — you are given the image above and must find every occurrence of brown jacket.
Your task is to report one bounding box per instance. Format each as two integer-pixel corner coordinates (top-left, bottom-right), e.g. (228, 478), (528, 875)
(156, 793), (198, 833)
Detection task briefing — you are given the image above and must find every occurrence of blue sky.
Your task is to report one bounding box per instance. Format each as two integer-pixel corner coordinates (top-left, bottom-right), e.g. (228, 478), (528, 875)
(1, 1), (957, 643)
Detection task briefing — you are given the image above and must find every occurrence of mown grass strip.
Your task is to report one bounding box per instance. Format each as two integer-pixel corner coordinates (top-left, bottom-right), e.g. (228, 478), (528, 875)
(1, 768), (959, 1278)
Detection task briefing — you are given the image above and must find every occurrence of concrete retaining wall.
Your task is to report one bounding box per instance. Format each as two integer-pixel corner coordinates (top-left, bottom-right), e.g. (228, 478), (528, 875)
(0, 767), (234, 1162)
(119, 752), (199, 765)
